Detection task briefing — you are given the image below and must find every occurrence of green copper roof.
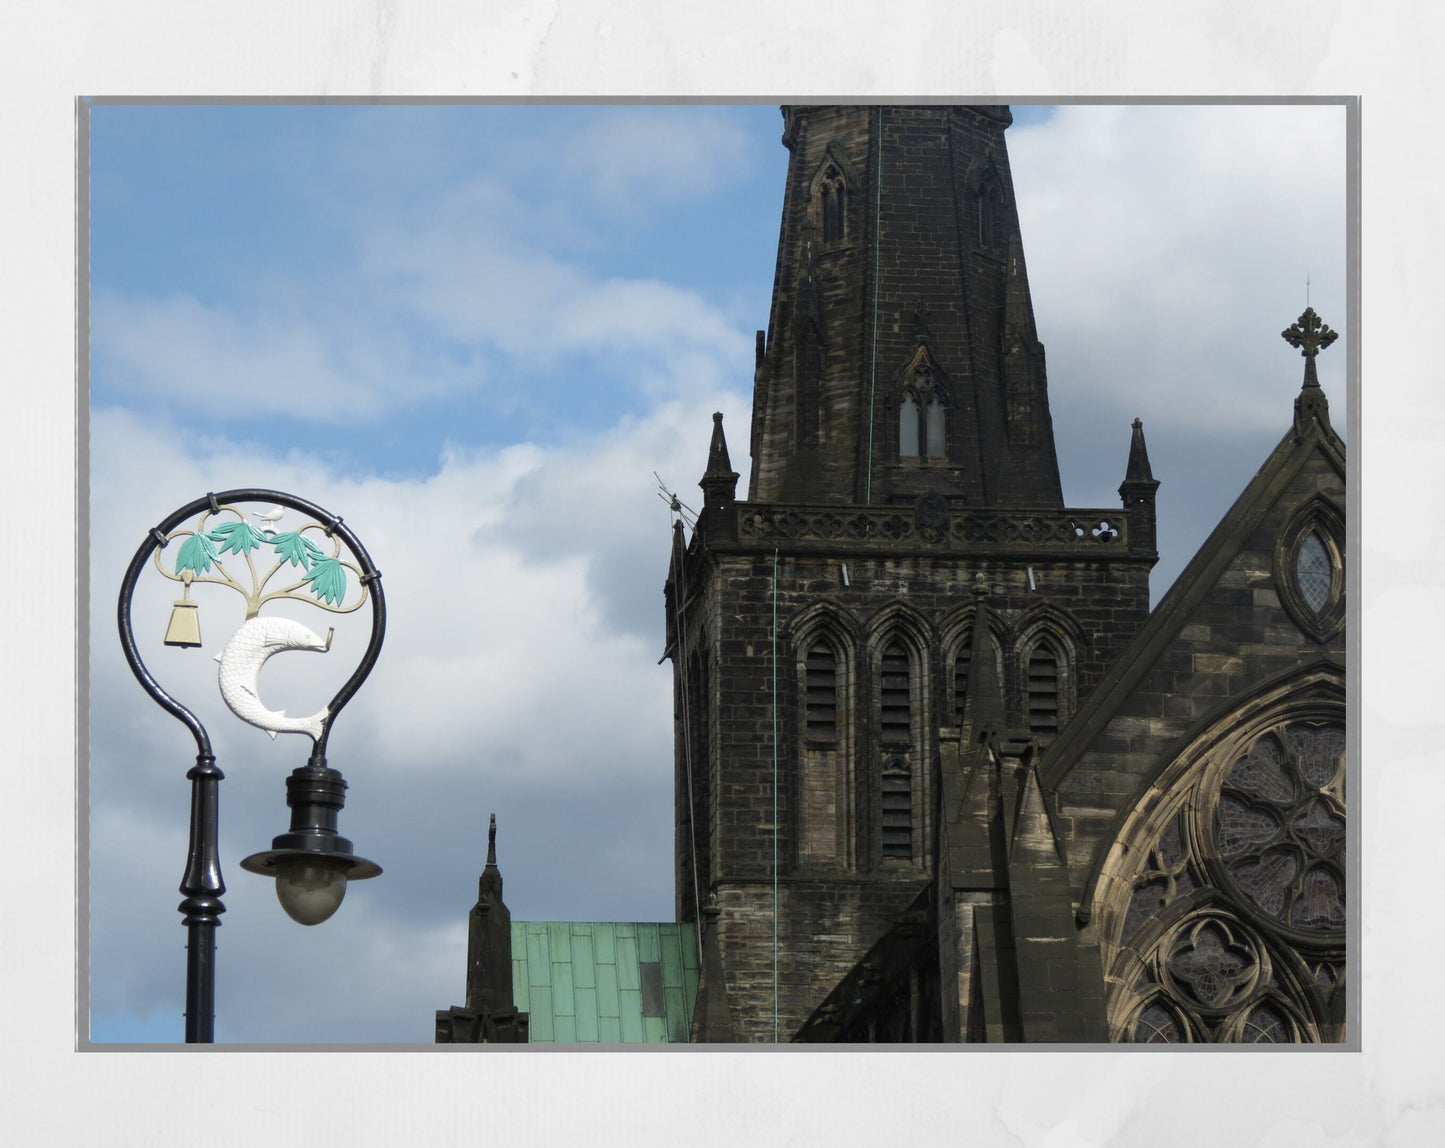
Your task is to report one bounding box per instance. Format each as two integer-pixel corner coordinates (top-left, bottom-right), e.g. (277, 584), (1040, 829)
(512, 922), (699, 1043)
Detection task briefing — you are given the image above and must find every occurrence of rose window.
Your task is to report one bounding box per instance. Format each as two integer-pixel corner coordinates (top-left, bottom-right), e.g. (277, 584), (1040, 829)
(1213, 723), (1345, 933)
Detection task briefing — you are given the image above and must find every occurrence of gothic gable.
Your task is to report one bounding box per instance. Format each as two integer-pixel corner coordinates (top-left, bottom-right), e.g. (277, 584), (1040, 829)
(1038, 377), (1347, 1043)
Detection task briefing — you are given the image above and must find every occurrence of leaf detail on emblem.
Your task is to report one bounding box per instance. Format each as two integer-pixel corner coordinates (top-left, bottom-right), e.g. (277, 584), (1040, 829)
(207, 520), (267, 556)
(303, 556), (347, 604)
(272, 530), (325, 569)
(175, 532), (218, 575)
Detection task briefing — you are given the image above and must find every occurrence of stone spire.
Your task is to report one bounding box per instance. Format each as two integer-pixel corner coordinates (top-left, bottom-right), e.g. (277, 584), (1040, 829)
(436, 813), (529, 1042)
(465, 813), (512, 1014)
(748, 105), (1064, 508)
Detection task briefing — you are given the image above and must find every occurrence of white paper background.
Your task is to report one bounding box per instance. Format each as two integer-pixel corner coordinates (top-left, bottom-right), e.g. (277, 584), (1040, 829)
(4, 1), (1438, 1143)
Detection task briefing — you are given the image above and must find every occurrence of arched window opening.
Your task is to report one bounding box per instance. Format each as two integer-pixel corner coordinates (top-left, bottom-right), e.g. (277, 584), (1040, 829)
(899, 393), (921, 458)
(899, 366), (946, 462)
(796, 623), (856, 871)
(925, 395), (947, 458)
(1026, 646), (1060, 736)
(805, 640), (838, 739)
(1131, 1000), (1187, 1044)
(978, 179), (1000, 248)
(1295, 531), (1333, 615)
(1101, 705), (1346, 1044)
(881, 758), (912, 860)
(1241, 1002), (1292, 1043)
(880, 644), (911, 744)
(819, 164), (847, 243)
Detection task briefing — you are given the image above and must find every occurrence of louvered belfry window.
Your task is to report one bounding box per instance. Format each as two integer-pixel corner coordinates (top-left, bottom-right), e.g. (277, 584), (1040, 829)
(881, 760), (912, 860)
(805, 641), (838, 739)
(880, 644), (911, 744)
(879, 643), (914, 861)
(1027, 647), (1060, 735)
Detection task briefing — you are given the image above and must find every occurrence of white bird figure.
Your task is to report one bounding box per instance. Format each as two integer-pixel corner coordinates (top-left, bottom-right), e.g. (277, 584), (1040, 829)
(251, 505), (285, 530)
(214, 615), (333, 741)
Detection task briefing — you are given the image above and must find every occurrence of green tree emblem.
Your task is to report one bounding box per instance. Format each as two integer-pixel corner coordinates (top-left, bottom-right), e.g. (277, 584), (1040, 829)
(158, 502), (369, 621)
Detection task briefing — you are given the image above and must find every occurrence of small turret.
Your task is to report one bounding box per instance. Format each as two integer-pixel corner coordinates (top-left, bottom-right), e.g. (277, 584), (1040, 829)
(698, 412), (739, 544)
(1118, 417), (1160, 555)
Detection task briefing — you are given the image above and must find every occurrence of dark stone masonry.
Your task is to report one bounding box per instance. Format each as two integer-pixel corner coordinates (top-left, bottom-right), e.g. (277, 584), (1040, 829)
(442, 105), (1346, 1045)
(666, 106), (1345, 1044)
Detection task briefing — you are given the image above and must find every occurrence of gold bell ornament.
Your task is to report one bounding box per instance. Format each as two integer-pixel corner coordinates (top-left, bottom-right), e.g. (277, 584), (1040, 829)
(164, 573), (202, 648)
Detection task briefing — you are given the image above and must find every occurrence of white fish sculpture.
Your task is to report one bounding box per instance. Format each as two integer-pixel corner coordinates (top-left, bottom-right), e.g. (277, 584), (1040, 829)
(215, 615), (333, 741)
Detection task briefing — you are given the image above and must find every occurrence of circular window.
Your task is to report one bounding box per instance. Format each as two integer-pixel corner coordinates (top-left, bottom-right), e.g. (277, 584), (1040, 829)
(1211, 723), (1345, 937)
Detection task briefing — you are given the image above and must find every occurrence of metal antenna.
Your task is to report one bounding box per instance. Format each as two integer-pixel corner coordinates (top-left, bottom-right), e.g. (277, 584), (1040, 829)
(654, 473), (697, 527)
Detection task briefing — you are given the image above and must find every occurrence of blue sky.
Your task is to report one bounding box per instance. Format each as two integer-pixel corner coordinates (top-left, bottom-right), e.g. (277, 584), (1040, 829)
(85, 102), (1346, 1045)
(90, 104), (787, 473)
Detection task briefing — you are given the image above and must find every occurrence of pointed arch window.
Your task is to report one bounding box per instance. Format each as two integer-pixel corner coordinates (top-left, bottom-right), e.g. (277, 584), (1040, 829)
(898, 367), (947, 461)
(1099, 701), (1347, 1044)
(1275, 500), (1345, 643)
(875, 639), (919, 866)
(899, 394), (921, 458)
(805, 640), (838, 739)
(1295, 532), (1332, 614)
(1026, 643), (1061, 736)
(977, 177), (1001, 248)
(796, 625), (856, 870)
(880, 643), (911, 744)
(925, 395), (946, 458)
(819, 163), (848, 244)
(880, 758), (912, 859)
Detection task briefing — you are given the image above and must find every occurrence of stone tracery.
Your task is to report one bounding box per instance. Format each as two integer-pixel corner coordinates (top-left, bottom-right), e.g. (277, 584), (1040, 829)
(1104, 715), (1346, 1043)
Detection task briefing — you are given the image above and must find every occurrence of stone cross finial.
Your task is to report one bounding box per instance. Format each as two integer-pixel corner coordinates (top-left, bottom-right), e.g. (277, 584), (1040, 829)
(1283, 309), (1336, 433)
(1281, 307), (1338, 365)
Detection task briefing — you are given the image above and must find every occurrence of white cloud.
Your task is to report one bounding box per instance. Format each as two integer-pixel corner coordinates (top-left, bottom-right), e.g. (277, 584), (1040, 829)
(90, 389), (739, 782)
(1012, 104), (1347, 432)
(91, 287), (478, 422)
(357, 190), (750, 379)
(93, 169), (752, 425)
(87, 388), (742, 1040)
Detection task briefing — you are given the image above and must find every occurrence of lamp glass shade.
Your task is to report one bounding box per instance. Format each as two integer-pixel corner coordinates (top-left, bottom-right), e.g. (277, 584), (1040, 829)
(273, 855), (349, 925)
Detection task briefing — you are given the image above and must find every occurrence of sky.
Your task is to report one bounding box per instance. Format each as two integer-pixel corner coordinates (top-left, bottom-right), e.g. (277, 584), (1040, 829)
(85, 101), (1347, 1045)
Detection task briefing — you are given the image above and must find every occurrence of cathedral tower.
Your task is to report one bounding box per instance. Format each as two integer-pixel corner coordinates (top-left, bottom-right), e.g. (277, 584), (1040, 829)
(665, 106), (1160, 1041)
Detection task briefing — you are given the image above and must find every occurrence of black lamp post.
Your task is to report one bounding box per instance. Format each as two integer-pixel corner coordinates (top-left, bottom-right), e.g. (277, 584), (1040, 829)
(116, 488), (386, 1043)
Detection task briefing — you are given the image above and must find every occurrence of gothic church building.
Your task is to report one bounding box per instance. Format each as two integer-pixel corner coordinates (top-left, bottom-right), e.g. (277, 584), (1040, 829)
(441, 105), (1346, 1045)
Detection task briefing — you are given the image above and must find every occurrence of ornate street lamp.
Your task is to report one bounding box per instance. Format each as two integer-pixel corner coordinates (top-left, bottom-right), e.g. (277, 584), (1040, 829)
(117, 488), (387, 1043)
